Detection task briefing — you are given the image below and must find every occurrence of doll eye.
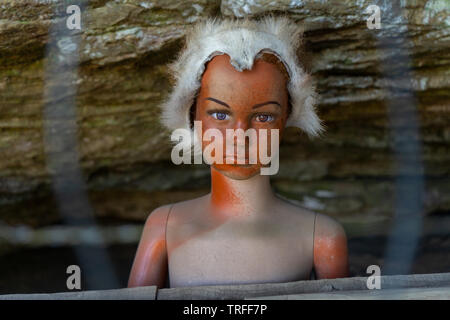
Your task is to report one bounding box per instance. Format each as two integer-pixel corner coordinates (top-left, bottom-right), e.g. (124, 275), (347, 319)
(211, 112), (229, 121)
(255, 114), (274, 122)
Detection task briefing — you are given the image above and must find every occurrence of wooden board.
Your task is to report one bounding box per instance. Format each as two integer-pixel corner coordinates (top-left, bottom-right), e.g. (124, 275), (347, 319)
(246, 286), (450, 300)
(157, 272), (450, 300)
(1, 273), (450, 300)
(0, 286), (157, 300)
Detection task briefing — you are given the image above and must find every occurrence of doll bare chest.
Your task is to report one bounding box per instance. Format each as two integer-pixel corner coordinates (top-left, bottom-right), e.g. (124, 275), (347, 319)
(166, 211), (314, 288)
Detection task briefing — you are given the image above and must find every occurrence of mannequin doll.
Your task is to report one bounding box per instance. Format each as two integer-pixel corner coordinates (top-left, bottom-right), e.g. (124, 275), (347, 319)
(128, 15), (349, 288)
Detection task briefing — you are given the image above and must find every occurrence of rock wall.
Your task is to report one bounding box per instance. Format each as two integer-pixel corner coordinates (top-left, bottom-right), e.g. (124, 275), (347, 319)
(0, 0), (449, 227)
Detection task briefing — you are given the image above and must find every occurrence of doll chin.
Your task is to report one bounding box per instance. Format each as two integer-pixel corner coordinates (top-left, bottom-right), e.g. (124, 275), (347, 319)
(212, 163), (261, 180)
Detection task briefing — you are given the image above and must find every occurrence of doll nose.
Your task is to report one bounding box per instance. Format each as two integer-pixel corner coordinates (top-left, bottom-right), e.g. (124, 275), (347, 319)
(231, 118), (250, 147)
(233, 117), (250, 131)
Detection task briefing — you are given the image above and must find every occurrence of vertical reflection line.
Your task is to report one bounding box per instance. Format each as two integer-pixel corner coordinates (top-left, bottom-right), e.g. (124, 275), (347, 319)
(374, 2), (424, 278)
(43, 0), (119, 289)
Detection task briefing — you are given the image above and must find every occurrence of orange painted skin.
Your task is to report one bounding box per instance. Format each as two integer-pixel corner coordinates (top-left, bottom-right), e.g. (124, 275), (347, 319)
(127, 213), (168, 288)
(197, 54), (289, 182)
(313, 219), (349, 279)
(128, 54), (349, 288)
(198, 54), (288, 216)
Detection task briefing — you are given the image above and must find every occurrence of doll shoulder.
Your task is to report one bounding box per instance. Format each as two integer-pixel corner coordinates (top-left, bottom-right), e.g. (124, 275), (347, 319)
(313, 212), (347, 242)
(147, 194), (209, 228)
(276, 197), (347, 244)
(278, 196), (346, 235)
(143, 204), (174, 237)
(312, 212), (349, 278)
(279, 199), (349, 278)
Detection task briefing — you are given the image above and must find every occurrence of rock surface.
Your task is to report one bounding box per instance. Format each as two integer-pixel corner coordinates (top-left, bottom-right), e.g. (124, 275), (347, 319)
(0, 0), (449, 228)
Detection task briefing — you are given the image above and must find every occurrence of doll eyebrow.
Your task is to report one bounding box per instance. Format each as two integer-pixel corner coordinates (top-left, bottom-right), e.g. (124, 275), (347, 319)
(252, 101), (281, 109)
(205, 97), (230, 108)
(205, 97), (281, 109)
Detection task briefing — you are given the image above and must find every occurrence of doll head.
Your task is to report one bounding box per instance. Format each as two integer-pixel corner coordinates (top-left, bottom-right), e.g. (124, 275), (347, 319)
(193, 53), (290, 179)
(161, 15), (323, 178)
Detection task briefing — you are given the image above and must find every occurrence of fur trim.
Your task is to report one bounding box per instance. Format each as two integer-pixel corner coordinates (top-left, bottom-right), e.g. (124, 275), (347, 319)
(160, 15), (323, 150)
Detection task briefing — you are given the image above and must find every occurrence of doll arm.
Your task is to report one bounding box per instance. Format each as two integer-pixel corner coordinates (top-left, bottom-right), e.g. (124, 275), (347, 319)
(313, 213), (350, 279)
(127, 205), (171, 288)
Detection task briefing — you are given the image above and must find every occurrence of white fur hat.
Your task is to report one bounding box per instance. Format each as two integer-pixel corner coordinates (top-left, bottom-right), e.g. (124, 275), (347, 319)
(160, 15), (323, 148)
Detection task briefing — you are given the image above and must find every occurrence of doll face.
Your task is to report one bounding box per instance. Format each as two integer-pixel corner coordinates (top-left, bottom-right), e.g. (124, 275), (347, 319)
(195, 54), (289, 180)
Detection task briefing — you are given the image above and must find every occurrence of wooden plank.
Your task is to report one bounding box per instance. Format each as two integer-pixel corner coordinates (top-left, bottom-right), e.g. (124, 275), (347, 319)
(156, 273), (450, 300)
(245, 286), (450, 300)
(0, 286), (157, 300)
(1, 273), (450, 300)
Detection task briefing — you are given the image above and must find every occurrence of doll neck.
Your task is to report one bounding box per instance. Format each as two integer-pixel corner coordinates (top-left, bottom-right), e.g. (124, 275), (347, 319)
(209, 166), (275, 219)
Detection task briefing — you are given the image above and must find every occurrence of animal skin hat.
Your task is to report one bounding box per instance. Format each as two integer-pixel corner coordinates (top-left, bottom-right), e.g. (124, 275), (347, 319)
(160, 15), (323, 150)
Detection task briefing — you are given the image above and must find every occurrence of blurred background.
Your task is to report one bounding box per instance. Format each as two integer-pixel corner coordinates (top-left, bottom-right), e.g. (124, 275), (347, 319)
(0, 0), (449, 294)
